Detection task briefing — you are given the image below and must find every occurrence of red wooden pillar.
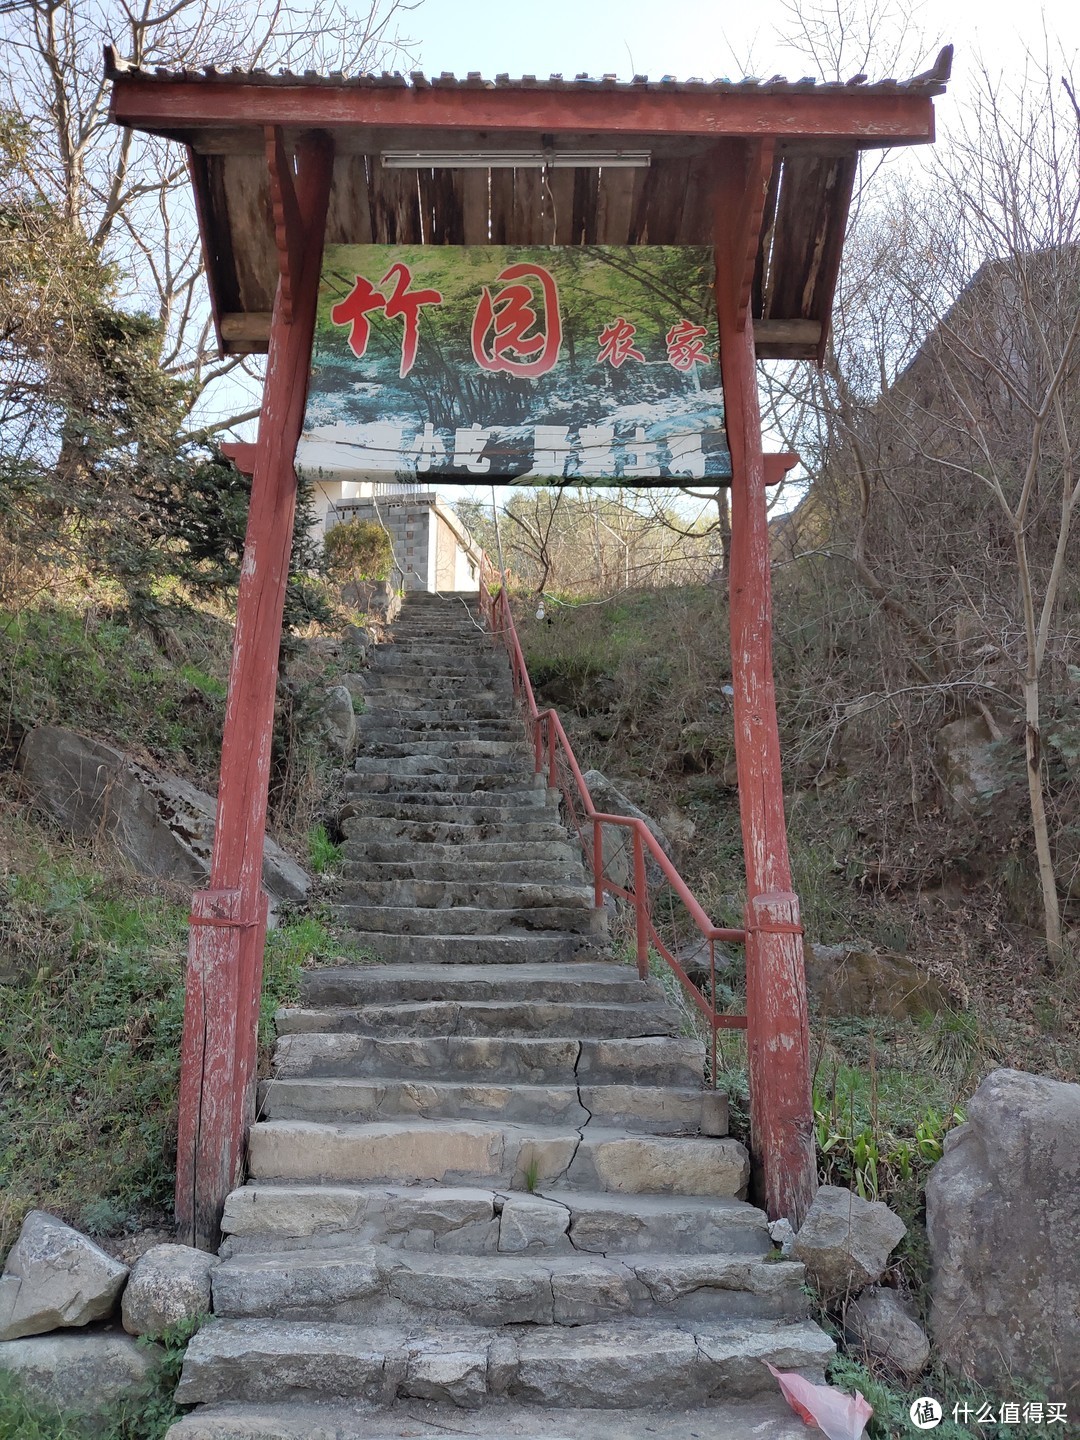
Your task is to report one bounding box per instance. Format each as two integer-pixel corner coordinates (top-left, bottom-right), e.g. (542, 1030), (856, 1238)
(176, 130), (334, 1249)
(716, 141), (817, 1225)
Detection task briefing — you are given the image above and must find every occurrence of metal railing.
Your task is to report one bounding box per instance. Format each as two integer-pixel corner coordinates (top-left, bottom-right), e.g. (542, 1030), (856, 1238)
(479, 564), (748, 1085)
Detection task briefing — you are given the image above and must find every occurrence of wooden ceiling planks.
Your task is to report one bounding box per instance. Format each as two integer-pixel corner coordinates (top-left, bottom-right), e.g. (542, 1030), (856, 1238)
(639, 157), (692, 244)
(218, 153), (276, 313)
(595, 167), (636, 244)
(324, 154), (373, 246)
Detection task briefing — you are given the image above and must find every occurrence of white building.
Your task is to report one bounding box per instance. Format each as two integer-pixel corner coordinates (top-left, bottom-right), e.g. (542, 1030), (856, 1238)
(316, 480), (483, 594)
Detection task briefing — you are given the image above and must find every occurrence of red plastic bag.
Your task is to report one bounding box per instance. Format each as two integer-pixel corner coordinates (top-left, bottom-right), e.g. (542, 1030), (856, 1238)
(767, 1364), (874, 1440)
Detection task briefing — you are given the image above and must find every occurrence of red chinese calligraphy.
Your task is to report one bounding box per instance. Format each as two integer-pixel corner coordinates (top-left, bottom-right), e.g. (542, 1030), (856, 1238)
(331, 262), (443, 378)
(597, 317), (645, 369)
(471, 263), (562, 378)
(665, 319), (709, 372)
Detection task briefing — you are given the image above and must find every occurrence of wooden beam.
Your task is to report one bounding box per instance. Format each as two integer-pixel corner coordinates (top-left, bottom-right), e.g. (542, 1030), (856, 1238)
(716, 176), (817, 1227)
(110, 77), (940, 146)
(220, 441), (257, 474)
(723, 139), (775, 332)
(764, 452), (800, 486)
(220, 312), (272, 344)
(265, 126), (304, 324)
(753, 319), (822, 348)
(176, 128), (335, 1250)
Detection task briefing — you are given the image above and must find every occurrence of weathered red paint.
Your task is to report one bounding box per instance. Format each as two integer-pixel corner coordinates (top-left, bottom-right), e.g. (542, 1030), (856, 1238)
(175, 129), (334, 1249)
(109, 76), (939, 146)
(716, 147), (817, 1225)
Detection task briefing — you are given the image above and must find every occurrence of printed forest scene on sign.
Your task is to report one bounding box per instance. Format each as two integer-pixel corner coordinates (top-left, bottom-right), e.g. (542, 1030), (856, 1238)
(296, 245), (730, 487)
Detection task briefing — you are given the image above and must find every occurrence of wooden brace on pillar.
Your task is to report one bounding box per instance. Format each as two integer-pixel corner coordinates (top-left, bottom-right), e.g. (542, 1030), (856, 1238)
(715, 137), (817, 1226)
(175, 128), (334, 1249)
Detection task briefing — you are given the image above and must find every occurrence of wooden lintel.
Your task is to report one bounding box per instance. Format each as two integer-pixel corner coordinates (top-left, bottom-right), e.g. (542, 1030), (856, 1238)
(265, 126), (304, 323)
(220, 312), (273, 343)
(109, 79), (940, 147)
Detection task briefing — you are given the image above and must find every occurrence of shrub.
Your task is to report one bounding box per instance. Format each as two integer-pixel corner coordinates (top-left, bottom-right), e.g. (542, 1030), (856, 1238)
(324, 519), (393, 585)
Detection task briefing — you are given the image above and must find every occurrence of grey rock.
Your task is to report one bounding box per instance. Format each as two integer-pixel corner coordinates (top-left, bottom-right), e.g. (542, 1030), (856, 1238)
(497, 1196), (570, 1253)
(581, 770), (673, 893)
(121, 1244), (218, 1337)
(844, 1286), (929, 1377)
(404, 1338), (488, 1408)
(804, 942), (949, 1019)
(17, 726), (309, 904)
(318, 685), (358, 756)
(936, 715), (1000, 810)
(769, 1218), (795, 1256)
(0, 1331), (163, 1417)
(926, 1067), (1080, 1395)
(0, 1211), (129, 1340)
(792, 1186), (906, 1300)
(339, 672), (369, 704)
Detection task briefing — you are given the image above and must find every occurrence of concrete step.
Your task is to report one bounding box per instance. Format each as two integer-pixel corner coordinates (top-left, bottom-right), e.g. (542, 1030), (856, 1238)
(344, 771), (536, 793)
(300, 963), (657, 1008)
(359, 676), (511, 695)
(340, 858), (584, 885)
(210, 1247), (807, 1327)
(339, 840), (579, 866)
(338, 802), (560, 828)
(357, 702), (513, 722)
(358, 731), (524, 751)
(219, 1184), (771, 1259)
(343, 786), (549, 808)
(332, 906), (602, 937)
(373, 652), (509, 671)
(333, 933), (599, 965)
(172, 1317), (832, 1409)
(351, 754), (525, 778)
(357, 740), (529, 759)
(165, 1397), (814, 1440)
(333, 881), (595, 912)
(340, 818), (572, 847)
(274, 1000), (678, 1040)
(272, 1033), (706, 1086)
(258, 1077), (706, 1134)
(246, 1119), (750, 1196)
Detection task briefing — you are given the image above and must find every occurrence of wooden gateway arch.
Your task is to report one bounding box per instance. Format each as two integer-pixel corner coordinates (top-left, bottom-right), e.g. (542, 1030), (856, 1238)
(107, 48), (951, 1248)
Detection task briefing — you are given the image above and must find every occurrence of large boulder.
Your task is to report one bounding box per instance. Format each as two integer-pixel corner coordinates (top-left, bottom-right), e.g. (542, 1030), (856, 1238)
(936, 715), (1001, 810)
(792, 1185), (907, 1301)
(0, 1212), (129, 1340)
(121, 1244), (218, 1337)
(316, 685), (358, 757)
(926, 1068), (1080, 1396)
(18, 726), (309, 904)
(581, 771), (673, 894)
(0, 1332), (163, 1417)
(804, 942), (949, 1019)
(843, 1286), (930, 1378)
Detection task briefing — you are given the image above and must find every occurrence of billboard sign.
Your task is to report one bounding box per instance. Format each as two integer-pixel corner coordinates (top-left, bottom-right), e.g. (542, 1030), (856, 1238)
(296, 245), (729, 488)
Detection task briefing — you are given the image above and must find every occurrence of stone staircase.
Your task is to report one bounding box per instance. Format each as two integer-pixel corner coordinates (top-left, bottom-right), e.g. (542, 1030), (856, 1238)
(167, 592), (830, 1439)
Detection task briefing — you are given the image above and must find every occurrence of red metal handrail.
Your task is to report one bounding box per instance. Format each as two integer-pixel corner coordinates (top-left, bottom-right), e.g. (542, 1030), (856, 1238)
(479, 563), (747, 1087)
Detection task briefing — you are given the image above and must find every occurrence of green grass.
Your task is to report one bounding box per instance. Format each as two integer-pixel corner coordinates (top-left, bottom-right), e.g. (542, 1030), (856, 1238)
(306, 823), (343, 874)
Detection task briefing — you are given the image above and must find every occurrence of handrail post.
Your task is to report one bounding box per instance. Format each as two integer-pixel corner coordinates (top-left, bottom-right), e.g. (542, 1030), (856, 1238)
(593, 817), (605, 911)
(533, 714), (544, 776)
(546, 714), (557, 790)
(633, 827), (649, 980)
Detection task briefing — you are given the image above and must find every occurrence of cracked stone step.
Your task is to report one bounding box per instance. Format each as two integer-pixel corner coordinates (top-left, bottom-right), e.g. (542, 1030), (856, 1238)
(336, 804), (567, 828)
(274, 1000), (678, 1040)
(247, 1119), (749, 1196)
(334, 933), (599, 965)
(273, 1034), (706, 1086)
(333, 882), (596, 912)
(340, 820), (569, 847)
(340, 858), (586, 885)
(340, 841), (579, 867)
(300, 963), (660, 1007)
(357, 742), (530, 761)
(357, 701), (513, 721)
(219, 1185), (771, 1259)
(344, 770), (541, 793)
(332, 906), (604, 938)
(164, 1397), (813, 1440)
(357, 729), (526, 748)
(342, 787), (551, 809)
(358, 676), (511, 694)
(210, 1247), (808, 1328)
(258, 1077), (707, 1134)
(172, 1317), (832, 1409)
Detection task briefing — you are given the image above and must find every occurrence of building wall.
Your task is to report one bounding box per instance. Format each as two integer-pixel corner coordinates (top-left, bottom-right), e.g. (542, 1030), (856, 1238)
(324, 495), (483, 594)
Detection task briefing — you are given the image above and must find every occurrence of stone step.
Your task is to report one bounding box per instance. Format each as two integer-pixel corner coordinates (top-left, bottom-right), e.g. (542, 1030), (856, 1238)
(172, 1317), (832, 1409)
(341, 840), (579, 867)
(358, 702), (513, 722)
(359, 677), (511, 695)
(258, 1077), (705, 1134)
(358, 731), (524, 750)
(272, 1033), (705, 1086)
(351, 754), (525, 778)
(338, 802), (560, 827)
(357, 712), (523, 732)
(211, 1247), (807, 1328)
(332, 905), (602, 937)
(340, 818), (571, 847)
(165, 1397), (812, 1440)
(219, 1185), (771, 1259)
(373, 653), (508, 671)
(247, 1120), (749, 1196)
(300, 963), (657, 1007)
(340, 859), (585, 886)
(345, 773), (536, 796)
(333, 881), (595, 912)
(333, 933), (599, 965)
(358, 740), (528, 759)
(274, 1000), (677, 1040)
